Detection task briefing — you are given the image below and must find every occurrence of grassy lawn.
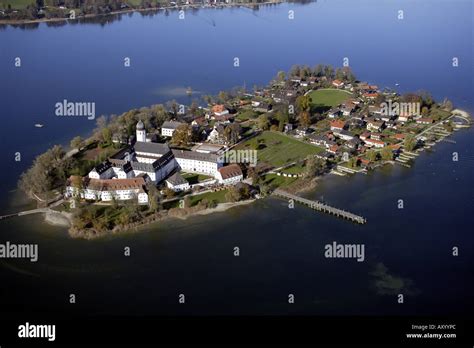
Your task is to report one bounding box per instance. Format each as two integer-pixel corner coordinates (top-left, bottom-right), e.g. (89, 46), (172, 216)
(0, 0), (34, 9)
(236, 110), (259, 122)
(281, 162), (305, 174)
(308, 89), (353, 113)
(181, 172), (213, 185)
(262, 174), (298, 188)
(189, 190), (228, 206)
(236, 131), (323, 168)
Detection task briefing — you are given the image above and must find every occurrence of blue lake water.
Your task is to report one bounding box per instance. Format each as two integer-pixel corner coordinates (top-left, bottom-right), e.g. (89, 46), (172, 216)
(0, 0), (473, 316)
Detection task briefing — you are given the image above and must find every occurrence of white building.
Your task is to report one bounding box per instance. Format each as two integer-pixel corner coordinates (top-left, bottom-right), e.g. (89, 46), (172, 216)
(136, 120), (147, 142)
(172, 149), (223, 177)
(165, 172), (190, 192)
(66, 176), (149, 204)
(215, 164), (243, 185)
(161, 120), (184, 137)
(89, 122), (179, 184)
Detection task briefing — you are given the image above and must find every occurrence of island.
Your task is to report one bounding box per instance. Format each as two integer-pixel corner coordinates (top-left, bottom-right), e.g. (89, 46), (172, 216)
(15, 64), (472, 238)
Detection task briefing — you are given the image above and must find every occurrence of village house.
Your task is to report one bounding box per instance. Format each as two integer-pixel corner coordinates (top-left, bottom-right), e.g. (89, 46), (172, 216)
(332, 79), (344, 88)
(165, 172), (190, 192)
(398, 112), (413, 123)
(333, 129), (355, 141)
(364, 138), (386, 148)
(295, 126), (309, 138)
(370, 133), (383, 141)
(328, 108), (342, 119)
(215, 164), (243, 185)
(330, 120), (346, 131)
(161, 120), (184, 137)
(328, 144), (340, 154)
(253, 102), (273, 113)
(207, 124), (227, 144)
(345, 137), (361, 150)
(392, 133), (406, 141)
(367, 120), (384, 132)
(191, 116), (208, 128)
(284, 123), (293, 133)
(211, 104), (229, 118)
(359, 132), (371, 141)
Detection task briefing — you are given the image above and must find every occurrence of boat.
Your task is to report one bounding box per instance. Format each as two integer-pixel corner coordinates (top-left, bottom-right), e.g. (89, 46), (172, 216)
(34, 124), (44, 128)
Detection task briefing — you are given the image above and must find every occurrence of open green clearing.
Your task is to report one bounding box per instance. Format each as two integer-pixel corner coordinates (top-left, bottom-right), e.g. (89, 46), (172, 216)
(262, 174), (298, 188)
(308, 89), (353, 113)
(189, 190), (228, 206)
(236, 131), (323, 168)
(181, 172), (213, 185)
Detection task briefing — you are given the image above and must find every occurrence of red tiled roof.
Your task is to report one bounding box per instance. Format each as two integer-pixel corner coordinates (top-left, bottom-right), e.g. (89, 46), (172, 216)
(218, 164), (243, 180)
(330, 120), (346, 129)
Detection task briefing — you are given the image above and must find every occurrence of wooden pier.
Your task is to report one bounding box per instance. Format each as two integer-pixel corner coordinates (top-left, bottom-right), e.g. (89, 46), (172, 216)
(0, 208), (50, 221)
(273, 189), (367, 224)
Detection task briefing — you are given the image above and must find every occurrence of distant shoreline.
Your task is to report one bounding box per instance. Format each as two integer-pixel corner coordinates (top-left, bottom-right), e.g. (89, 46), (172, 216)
(0, 1), (283, 26)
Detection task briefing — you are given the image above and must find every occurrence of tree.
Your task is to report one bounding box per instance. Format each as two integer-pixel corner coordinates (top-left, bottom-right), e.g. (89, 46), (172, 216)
(257, 114), (270, 130)
(147, 184), (160, 213)
(313, 64), (324, 77)
(304, 156), (326, 178)
(171, 124), (193, 147)
(276, 71), (286, 82)
(404, 134), (417, 152)
(217, 91), (230, 104)
(276, 111), (289, 132)
(296, 95), (312, 113)
(367, 150), (378, 162)
(289, 64), (301, 78)
(381, 147), (393, 161)
(101, 127), (112, 145)
(299, 111), (311, 128)
(225, 186), (241, 202)
(224, 123), (241, 145)
(348, 157), (358, 168)
(323, 65), (335, 79)
(202, 95), (213, 106)
(95, 115), (107, 131)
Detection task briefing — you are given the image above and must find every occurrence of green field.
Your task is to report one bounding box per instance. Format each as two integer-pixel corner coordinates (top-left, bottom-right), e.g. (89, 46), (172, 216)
(0, 0), (34, 9)
(262, 174), (298, 188)
(189, 190), (228, 206)
(308, 89), (352, 113)
(181, 172), (213, 185)
(236, 131), (323, 168)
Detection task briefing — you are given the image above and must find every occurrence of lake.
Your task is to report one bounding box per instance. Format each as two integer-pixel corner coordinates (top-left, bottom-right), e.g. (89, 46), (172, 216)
(0, 0), (473, 317)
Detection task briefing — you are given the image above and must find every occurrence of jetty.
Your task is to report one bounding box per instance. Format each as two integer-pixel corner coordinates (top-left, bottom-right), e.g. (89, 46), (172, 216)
(0, 208), (51, 221)
(273, 189), (367, 224)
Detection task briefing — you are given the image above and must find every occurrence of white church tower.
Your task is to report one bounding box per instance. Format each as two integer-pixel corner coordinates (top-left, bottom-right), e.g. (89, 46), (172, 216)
(136, 120), (146, 143)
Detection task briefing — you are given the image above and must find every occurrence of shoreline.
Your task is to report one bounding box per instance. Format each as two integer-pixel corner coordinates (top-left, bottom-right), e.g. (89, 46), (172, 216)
(47, 198), (256, 239)
(0, 1), (283, 26)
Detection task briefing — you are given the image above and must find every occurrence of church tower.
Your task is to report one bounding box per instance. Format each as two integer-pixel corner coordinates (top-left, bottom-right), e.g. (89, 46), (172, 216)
(136, 120), (146, 143)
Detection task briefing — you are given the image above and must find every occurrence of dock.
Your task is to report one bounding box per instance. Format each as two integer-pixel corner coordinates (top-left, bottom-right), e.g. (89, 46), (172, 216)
(273, 189), (367, 224)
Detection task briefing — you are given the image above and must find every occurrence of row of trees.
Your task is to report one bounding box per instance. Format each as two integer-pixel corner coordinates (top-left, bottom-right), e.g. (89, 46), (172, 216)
(281, 64), (356, 83)
(18, 145), (70, 197)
